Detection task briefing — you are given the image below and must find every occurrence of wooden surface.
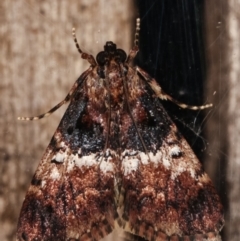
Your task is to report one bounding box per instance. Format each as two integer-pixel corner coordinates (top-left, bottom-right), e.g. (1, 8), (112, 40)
(1, 1), (239, 241)
(205, 1), (240, 241)
(0, 1), (135, 240)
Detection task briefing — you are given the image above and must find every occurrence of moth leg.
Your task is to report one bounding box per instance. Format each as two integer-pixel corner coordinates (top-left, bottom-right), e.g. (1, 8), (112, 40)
(126, 18), (140, 64)
(18, 75), (85, 121)
(137, 66), (213, 110)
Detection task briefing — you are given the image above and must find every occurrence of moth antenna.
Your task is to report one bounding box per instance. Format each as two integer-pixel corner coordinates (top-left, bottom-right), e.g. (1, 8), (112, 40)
(126, 18), (141, 63)
(134, 18), (140, 48)
(72, 27), (97, 66)
(72, 27), (83, 55)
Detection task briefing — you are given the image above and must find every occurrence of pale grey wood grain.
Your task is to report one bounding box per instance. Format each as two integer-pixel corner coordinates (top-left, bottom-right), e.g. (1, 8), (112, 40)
(0, 1), (136, 240)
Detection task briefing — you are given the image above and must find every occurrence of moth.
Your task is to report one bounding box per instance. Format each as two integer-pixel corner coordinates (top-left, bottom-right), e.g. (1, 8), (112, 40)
(17, 19), (224, 241)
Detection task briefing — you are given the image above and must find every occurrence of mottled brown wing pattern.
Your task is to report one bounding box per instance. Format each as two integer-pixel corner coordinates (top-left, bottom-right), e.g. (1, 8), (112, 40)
(118, 67), (224, 241)
(17, 18), (224, 241)
(17, 69), (120, 241)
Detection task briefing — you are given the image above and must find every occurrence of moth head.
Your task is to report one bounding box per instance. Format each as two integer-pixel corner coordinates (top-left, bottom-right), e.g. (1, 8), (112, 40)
(96, 41), (127, 66)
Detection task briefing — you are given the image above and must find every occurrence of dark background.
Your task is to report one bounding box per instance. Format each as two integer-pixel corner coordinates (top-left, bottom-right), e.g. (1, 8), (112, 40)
(137, 0), (206, 158)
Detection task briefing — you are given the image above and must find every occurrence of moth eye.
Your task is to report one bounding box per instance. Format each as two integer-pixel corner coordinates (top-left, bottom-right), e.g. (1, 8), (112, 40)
(96, 51), (107, 66)
(116, 49), (127, 63)
(97, 67), (105, 78)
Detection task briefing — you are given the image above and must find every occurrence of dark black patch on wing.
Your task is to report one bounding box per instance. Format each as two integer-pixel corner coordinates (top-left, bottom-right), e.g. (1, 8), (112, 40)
(125, 89), (172, 153)
(74, 108), (105, 155)
(31, 175), (42, 186)
(48, 70), (106, 156)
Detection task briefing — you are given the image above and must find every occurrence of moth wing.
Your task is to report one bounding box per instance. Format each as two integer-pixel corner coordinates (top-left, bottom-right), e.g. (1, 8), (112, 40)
(119, 67), (224, 241)
(17, 69), (118, 241)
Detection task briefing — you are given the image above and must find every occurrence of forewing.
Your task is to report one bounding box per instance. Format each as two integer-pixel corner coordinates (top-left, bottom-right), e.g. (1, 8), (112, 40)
(119, 67), (224, 241)
(17, 68), (118, 241)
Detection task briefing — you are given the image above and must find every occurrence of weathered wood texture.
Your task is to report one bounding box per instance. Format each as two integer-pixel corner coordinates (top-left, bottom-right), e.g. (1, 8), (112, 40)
(0, 1), (135, 240)
(205, 1), (240, 241)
